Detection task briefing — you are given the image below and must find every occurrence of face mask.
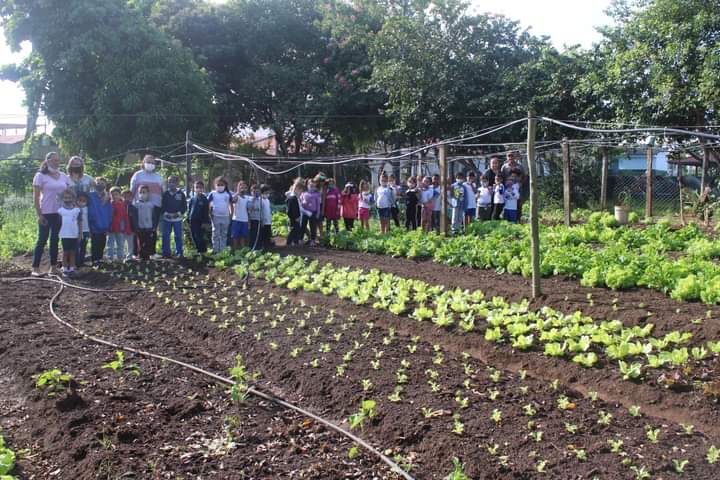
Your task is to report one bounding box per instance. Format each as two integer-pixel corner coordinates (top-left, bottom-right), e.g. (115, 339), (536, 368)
(144, 162), (155, 172)
(308, 184), (316, 192)
(47, 165), (58, 174)
(381, 182), (388, 187)
(481, 181), (488, 187)
(216, 186), (225, 192)
(96, 185), (106, 193)
(168, 183), (177, 192)
(69, 166), (82, 174)
(140, 193), (149, 201)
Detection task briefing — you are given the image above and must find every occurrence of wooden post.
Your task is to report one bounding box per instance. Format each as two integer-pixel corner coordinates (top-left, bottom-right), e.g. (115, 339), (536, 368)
(701, 140), (709, 194)
(561, 138), (571, 226)
(185, 130), (192, 197)
(527, 112), (541, 299)
(645, 144), (653, 220)
(678, 164), (685, 225)
(600, 147), (609, 212)
(439, 144), (449, 235)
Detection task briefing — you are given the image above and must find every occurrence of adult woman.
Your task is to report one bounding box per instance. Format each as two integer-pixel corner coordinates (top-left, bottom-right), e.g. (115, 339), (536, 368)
(31, 152), (71, 276)
(66, 155), (95, 195)
(130, 154), (164, 207)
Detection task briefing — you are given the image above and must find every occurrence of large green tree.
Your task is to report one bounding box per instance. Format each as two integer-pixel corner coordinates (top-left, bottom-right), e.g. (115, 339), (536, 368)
(0, 0), (216, 159)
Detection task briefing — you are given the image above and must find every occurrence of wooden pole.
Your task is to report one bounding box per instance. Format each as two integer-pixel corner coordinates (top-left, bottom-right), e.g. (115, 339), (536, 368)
(678, 164), (685, 225)
(561, 137), (571, 226)
(600, 147), (609, 212)
(645, 144), (653, 220)
(701, 140), (709, 194)
(185, 130), (192, 197)
(439, 144), (449, 236)
(527, 112), (541, 299)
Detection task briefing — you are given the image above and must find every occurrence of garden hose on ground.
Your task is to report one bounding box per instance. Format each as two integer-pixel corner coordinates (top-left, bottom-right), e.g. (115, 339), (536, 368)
(4, 275), (414, 480)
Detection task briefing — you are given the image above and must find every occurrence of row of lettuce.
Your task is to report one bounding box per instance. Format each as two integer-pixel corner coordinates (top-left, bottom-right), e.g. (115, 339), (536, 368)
(313, 213), (720, 305)
(0, 431), (17, 480)
(210, 249), (720, 385)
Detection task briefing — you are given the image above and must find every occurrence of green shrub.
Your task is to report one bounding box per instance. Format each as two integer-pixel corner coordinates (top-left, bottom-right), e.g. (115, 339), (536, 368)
(580, 267), (604, 288)
(671, 274), (703, 301)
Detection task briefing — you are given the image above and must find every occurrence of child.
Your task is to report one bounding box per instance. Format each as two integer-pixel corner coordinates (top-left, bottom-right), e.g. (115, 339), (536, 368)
(464, 172), (477, 226)
(122, 190), (136, 261)
(388, 174), (401, 228)
(58, 188), (81, 277)
(491, 174), (505, 220)
(300, 179), (321, 246)
(404, 178), (419, 230)
(323, 178), (341, 234)
(375, 173), (395, 235)
(187, 181), (211, 254)
(108, 186), (131, 262)
(260, 184), (273, 248)
(340, 182), (358, 231)
(87, 177), (112, 265)
(476, 174), (493, 221)
(130, 185), (160, 261)
(504, 176), (520, 223)
(450, 172), (466, 235)
(76, 192), (91, 267)
(419, 176), (435, 232)
(247, 184), (263, 249)
(207, 176), (233, 253)
(286, 179), (304, 246)
(358, 180), (372, 230)
(160, 175), (187, 258)
(231, 180), (250, 250)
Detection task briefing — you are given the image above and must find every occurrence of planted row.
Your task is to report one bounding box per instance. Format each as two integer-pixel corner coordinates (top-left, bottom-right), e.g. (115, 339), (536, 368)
(314, 212), (720, 304)
(216, 249), (720, 393)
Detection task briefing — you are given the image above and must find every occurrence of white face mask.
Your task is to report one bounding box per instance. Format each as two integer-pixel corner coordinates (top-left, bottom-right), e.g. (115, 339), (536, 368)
(216, 186), (225, 192)
(144, 162), (155, 172)
(47, 165), (58, 173)
(140, 193), (149, 201)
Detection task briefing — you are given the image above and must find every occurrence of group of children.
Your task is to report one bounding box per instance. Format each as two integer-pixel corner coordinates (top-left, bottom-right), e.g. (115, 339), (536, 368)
(53, 174), (280, 276)
(450, 168), (522, 234)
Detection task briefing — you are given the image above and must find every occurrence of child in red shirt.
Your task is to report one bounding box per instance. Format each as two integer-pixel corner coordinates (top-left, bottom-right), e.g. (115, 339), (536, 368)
(108, 186), (132, 262)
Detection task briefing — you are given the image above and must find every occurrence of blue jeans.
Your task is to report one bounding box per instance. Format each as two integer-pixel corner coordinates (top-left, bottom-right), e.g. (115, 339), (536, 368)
(32, 213), (61, 268)
(162, 220), (183, 256)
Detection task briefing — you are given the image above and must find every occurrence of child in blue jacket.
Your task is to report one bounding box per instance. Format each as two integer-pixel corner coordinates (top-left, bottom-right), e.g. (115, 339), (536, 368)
(187, 180), (211, 254)
(87, 177), (113, 265)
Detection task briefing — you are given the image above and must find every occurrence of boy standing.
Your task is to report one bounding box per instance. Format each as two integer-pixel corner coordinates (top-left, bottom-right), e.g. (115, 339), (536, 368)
(450, 172), (466, 235)
(187, 181), (210, 254)
(160, 175), (187, 258)
(130, 185), (161, 260)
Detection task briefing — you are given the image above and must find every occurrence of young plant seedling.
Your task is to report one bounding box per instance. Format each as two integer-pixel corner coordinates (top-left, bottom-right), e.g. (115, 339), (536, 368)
(33, 369), (73, 397)
(446, 457), (470, 480)
(608, 437), (624, 454)
(645, 426), (660, 443)
(672, 459), (689, 474)
(707, 445), (719, 464)
(348, 400), (376, 431)
(628, 405), (641, 417)
(102, 351), (140, 376)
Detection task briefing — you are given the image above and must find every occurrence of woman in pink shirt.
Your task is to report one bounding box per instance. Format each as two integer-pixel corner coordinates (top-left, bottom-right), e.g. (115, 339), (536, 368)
(31, 152), (71, 276)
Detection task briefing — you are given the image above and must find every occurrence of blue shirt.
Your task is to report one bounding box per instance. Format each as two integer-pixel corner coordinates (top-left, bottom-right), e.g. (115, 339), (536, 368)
(87, 191), (112, 233)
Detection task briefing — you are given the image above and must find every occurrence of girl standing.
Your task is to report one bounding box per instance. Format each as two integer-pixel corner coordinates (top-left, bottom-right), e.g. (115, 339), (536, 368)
(300, 179), (321, 246)
(358, 180), (372, 230)
(324, 178), (341, 234)
(404, 178), (419, 230)
(31, 152), (70, 276)
(231, 180), (250, 250)
(66, 156), (95, 195)
(491, 174), (505, 220)
(340, 182), (358, 231)
(108, 186), (132, 262)
(57, 188), (81, 277)
(286, 179), (304, 246)
(207, 177), (233, 253)
(375, 173), (395, 235)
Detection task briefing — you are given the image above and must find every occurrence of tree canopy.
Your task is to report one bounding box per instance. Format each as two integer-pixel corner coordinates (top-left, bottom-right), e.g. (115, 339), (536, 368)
(3, 0), (720, 166)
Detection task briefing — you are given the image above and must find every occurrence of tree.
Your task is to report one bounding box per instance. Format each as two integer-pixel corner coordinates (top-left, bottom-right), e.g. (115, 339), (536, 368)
(590, 0), (720, 126)
(0, 0), (216, 159)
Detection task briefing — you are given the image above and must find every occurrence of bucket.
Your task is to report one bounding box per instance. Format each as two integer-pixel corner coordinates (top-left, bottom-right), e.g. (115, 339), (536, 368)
(614, 205), (630, 225)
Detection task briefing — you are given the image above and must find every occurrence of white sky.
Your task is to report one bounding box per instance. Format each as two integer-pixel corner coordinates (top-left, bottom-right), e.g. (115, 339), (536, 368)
(0, 0), (611, 126)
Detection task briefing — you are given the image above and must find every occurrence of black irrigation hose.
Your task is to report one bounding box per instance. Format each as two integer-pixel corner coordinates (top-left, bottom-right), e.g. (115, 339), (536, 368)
(9, 275), (414, 480)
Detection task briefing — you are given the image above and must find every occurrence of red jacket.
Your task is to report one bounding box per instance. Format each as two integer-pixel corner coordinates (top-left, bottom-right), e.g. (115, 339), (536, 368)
(340, 193), (358, 220)
(324, 187), (341, 220)
(110, 200), (132, 234)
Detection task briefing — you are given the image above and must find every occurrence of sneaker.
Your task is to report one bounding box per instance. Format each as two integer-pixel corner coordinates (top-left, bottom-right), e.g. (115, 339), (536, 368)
(31, 269), (46, 277)
(150, 254), (163, 260)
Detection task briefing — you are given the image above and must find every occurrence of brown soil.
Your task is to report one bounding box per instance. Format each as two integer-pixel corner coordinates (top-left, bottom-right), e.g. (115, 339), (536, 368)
(277, 245), (720, 438)
(0, 263), (389, 480)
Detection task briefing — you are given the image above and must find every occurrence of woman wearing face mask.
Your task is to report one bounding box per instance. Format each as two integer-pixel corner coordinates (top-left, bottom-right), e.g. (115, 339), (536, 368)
(129, 154), (165, 257)
(66, 155), (95, 195)
(31, 152), (71, 276)
(130, 155), (164, 207)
